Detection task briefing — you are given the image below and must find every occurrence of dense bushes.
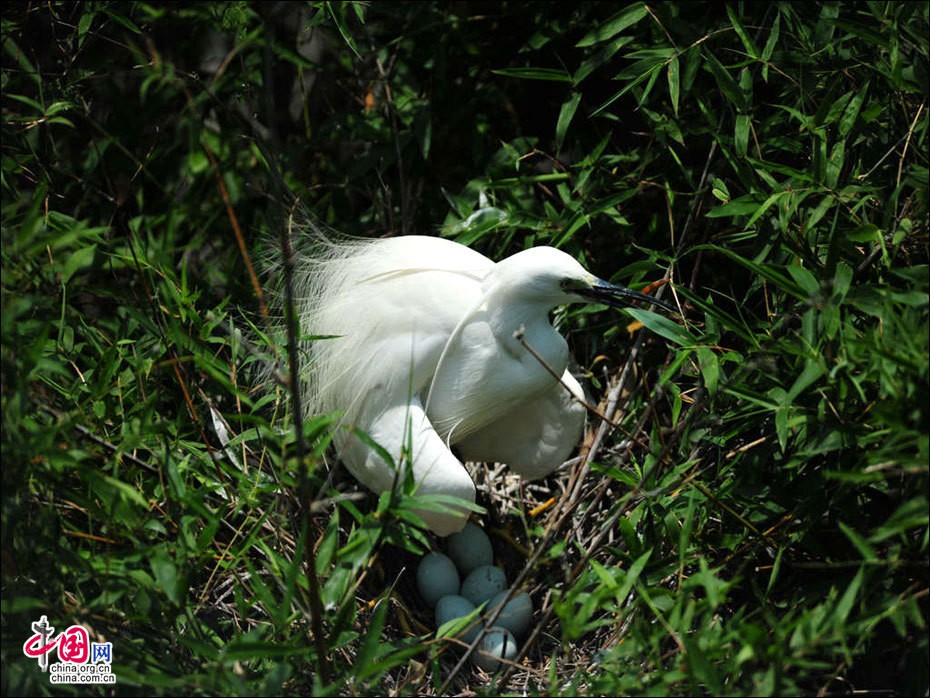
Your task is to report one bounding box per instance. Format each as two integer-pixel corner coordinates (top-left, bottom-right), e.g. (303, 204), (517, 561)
(2, 2), (927, 695)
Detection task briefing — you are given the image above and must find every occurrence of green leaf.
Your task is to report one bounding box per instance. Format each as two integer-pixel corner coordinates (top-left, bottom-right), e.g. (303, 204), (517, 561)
(355, 595), (391, 678)
(60, 244), (96, 283)
(44, 101), (74, 118)
(556, 92), (582, 151)
(786, 360), (825, 402)
(100, 5), (142, 34)
(838, 521), (877, 561)
(831, 262), (853, 302)
(839, 81), (869, 136)
(869, 498), (930, 542)
(576, 3), (648, 47)
(491, 67), (573, 82)
(326, 1), (361, 57)
(696, 345), (719, 395)
(735, 114), (751, 157)
(832, 567), (865, 629)
(316, 512), (340, 574)
(77, 10), (96, 48)
(6, 93), (45, 112)
(847, 223), (881, 242)
(785, 265), (819, 296)
(704, 50), (746, 111)
(745, 190), (792, 229)
(593, 60), (666, 116)
(775, 404), (789, 451)
(761, 13), (780, 63)
(589, 559), (620, 591)
(624, 308), (694, 347)
(692, 246), (807, 300)
(150, 548), (181, 605)
(435, 606), (483, 640)
(766, 547), (785, 595)
(667, 55), (680, 116)
(617, 549), (652, 604)
(825, 141), (845, 188)
(683, 635), (723, 695)
(711, 178), (730, 202)
(705, 193), (764, 218)
(726, 4), (759, 59)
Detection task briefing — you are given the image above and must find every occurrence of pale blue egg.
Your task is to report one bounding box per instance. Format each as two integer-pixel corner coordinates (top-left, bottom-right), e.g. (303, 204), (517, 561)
(416, 552), (460, 608)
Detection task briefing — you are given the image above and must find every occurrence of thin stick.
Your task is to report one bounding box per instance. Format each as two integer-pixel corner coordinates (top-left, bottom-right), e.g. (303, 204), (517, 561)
(281, 209), (330, 686)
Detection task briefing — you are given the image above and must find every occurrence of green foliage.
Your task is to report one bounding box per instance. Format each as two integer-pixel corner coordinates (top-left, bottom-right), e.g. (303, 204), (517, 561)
(2, 2), (927, 696)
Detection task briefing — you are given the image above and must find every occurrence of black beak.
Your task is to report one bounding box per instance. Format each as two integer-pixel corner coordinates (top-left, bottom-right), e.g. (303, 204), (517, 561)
(578, 278), (677, 314)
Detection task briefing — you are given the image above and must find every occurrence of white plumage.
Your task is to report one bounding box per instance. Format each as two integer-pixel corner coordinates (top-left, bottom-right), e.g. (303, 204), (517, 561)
(290, 235), (669, 535)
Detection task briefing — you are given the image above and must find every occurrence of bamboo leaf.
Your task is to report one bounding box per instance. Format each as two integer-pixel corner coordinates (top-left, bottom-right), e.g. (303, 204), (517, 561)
(576, 3), (648, 47)
(726, 4), (759, 59)
(492, 66), (573, 82)
(556, 92), (582, 151)
(735, 114), (751, 157)
(625, 308), (695, 347)
(667, 55), (680, 116)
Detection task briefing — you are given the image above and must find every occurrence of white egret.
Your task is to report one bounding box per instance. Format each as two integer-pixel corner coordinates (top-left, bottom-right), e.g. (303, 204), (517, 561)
(291, 235), (671, 535)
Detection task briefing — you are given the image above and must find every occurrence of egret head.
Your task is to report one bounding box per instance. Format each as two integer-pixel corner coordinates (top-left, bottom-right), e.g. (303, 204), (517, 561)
(486, 246), (674, 313)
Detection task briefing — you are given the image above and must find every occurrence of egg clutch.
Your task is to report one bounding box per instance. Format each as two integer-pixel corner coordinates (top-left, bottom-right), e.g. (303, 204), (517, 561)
(415, 523), (533, 671)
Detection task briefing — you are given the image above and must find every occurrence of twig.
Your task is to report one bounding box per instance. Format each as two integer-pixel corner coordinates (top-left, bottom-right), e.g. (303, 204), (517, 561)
(513, 326), (620, 428)
(281, 207), (330, 685)
(203, 143), (272, 327)
(488, 99), (724, 694)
